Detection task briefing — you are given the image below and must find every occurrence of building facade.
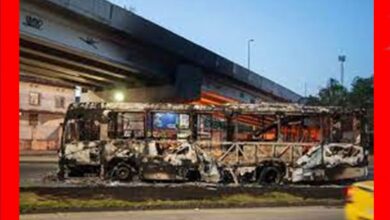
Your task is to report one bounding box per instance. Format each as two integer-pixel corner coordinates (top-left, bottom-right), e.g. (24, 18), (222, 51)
(19, 79), (75, 151)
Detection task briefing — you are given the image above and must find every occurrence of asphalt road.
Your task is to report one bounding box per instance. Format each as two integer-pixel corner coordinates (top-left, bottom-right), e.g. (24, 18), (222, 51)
(20, 162), (58, 185)
(20, 207), (344, 220)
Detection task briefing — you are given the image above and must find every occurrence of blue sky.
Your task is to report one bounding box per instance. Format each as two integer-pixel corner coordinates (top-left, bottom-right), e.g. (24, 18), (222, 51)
(108, 0), (373, 95)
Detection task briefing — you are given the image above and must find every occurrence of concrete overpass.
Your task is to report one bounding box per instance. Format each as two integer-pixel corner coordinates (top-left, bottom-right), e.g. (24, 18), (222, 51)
(20, 0), (301, 104)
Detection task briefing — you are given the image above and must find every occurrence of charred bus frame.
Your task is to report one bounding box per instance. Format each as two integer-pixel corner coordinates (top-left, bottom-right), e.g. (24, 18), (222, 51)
(58, 102), (368, 184)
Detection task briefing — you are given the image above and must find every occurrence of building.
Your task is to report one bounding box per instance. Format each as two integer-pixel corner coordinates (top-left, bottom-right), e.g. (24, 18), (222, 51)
(19, 77), (75, 151)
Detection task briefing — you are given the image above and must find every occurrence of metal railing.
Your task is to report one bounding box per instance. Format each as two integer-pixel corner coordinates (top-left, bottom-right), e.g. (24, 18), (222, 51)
(193, 141), (317, 166)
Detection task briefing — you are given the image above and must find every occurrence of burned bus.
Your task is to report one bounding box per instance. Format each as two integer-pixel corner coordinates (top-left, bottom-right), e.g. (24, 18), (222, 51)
(58, 102), (368, 184)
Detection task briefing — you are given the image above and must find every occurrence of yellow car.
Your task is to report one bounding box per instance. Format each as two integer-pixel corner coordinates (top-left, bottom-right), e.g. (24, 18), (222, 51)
(345, 180), (374, 220)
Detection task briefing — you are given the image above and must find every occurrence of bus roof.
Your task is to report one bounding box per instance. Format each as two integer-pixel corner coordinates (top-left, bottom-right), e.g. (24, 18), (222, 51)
(67, 102), (359, 116)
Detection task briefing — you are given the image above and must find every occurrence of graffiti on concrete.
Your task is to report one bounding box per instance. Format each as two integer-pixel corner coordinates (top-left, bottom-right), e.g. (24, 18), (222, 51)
(23, 15), (44, 30)
(79, 36), (99, 49)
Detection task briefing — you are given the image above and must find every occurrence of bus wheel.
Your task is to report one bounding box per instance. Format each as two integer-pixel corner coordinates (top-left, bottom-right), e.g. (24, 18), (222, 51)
(113, 165), (133, 181)
(258, 166), (283, 185)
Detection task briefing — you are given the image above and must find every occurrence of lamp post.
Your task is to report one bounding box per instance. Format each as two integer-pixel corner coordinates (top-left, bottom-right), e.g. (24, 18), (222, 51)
(247, 39), (254, 71)
(338, 55), (346, 86)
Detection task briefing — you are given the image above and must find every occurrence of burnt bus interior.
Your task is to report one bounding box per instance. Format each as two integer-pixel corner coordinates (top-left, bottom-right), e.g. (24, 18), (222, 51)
(63, 104), (365, 158)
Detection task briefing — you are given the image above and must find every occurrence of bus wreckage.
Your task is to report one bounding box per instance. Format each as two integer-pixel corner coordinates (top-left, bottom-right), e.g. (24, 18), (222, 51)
(58, 102), (368, 185)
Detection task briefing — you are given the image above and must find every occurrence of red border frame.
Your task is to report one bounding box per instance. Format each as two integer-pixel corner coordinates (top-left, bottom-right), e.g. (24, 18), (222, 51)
(0, 0), (387, 219)
(0, 0), (19, 219)
(375, 0), (390, 219)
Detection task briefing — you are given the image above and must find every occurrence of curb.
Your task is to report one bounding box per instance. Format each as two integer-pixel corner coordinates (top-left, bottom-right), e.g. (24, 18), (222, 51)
(20, 160), (58, 164)
(20, 156), (58, 164)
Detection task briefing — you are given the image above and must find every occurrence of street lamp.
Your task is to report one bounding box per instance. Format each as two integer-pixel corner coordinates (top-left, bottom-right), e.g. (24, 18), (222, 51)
(338, 55), (346, 86)
(247, 39), (254, 71)
(114, 91), (125, 102)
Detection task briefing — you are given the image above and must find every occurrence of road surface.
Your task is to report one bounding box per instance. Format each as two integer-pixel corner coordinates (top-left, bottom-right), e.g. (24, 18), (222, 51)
(20, 162), (57, 186)
(20, 206), (344, 220)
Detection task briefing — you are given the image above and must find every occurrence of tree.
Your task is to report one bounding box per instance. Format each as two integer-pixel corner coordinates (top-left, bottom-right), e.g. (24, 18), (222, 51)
(305, 78), (348, 106)
(303, 95), (321, 105)
(348, 76), (373, 109)
(304, 75), (374, 150)
(349, 76), (374, 149)
(304, 76), (373, 109)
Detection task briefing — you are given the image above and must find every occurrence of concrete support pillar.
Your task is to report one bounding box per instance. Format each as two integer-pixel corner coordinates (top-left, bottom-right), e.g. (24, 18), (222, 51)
(174, 64), (203, 102)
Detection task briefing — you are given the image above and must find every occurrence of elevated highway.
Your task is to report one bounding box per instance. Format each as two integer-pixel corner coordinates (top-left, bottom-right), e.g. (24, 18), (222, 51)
(20, 0), (301, 104)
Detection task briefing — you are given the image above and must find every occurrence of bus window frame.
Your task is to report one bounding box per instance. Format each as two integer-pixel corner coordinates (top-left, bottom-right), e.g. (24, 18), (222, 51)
(107, 111), (146, 140)
(149, 110), (191, 140)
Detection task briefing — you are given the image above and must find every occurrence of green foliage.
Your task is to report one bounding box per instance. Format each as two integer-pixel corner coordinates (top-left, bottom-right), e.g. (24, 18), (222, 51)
(305, 78), (348, 107)
(349, 76), (373, 110)
(349, 76), (374, 140)
(318, 78), (348, 106)
(304, 75), (374, 149)
(304, 95), (321, 105)
(305, 76), (373, 110)
(20, 191), (340, 214)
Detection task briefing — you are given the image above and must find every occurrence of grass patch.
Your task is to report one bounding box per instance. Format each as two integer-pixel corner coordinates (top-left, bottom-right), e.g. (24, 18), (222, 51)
(20, 192), (337, 214)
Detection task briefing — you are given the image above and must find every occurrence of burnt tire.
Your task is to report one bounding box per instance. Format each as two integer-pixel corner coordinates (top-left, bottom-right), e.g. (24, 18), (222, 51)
(67, 167), (84, 177)
(185, 170), (201, 182)
(113, 165), (133, 181)
(258, 166), (283, 185)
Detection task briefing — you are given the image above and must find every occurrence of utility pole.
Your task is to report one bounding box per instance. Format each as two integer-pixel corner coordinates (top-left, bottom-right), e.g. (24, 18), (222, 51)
(338, 55), (346, 86)
(304, 82), (307, 97)
(247, 39), (254, 70)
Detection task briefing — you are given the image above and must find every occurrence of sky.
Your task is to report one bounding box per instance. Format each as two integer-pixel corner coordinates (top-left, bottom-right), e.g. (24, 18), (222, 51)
(108, 0), (373, 96)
